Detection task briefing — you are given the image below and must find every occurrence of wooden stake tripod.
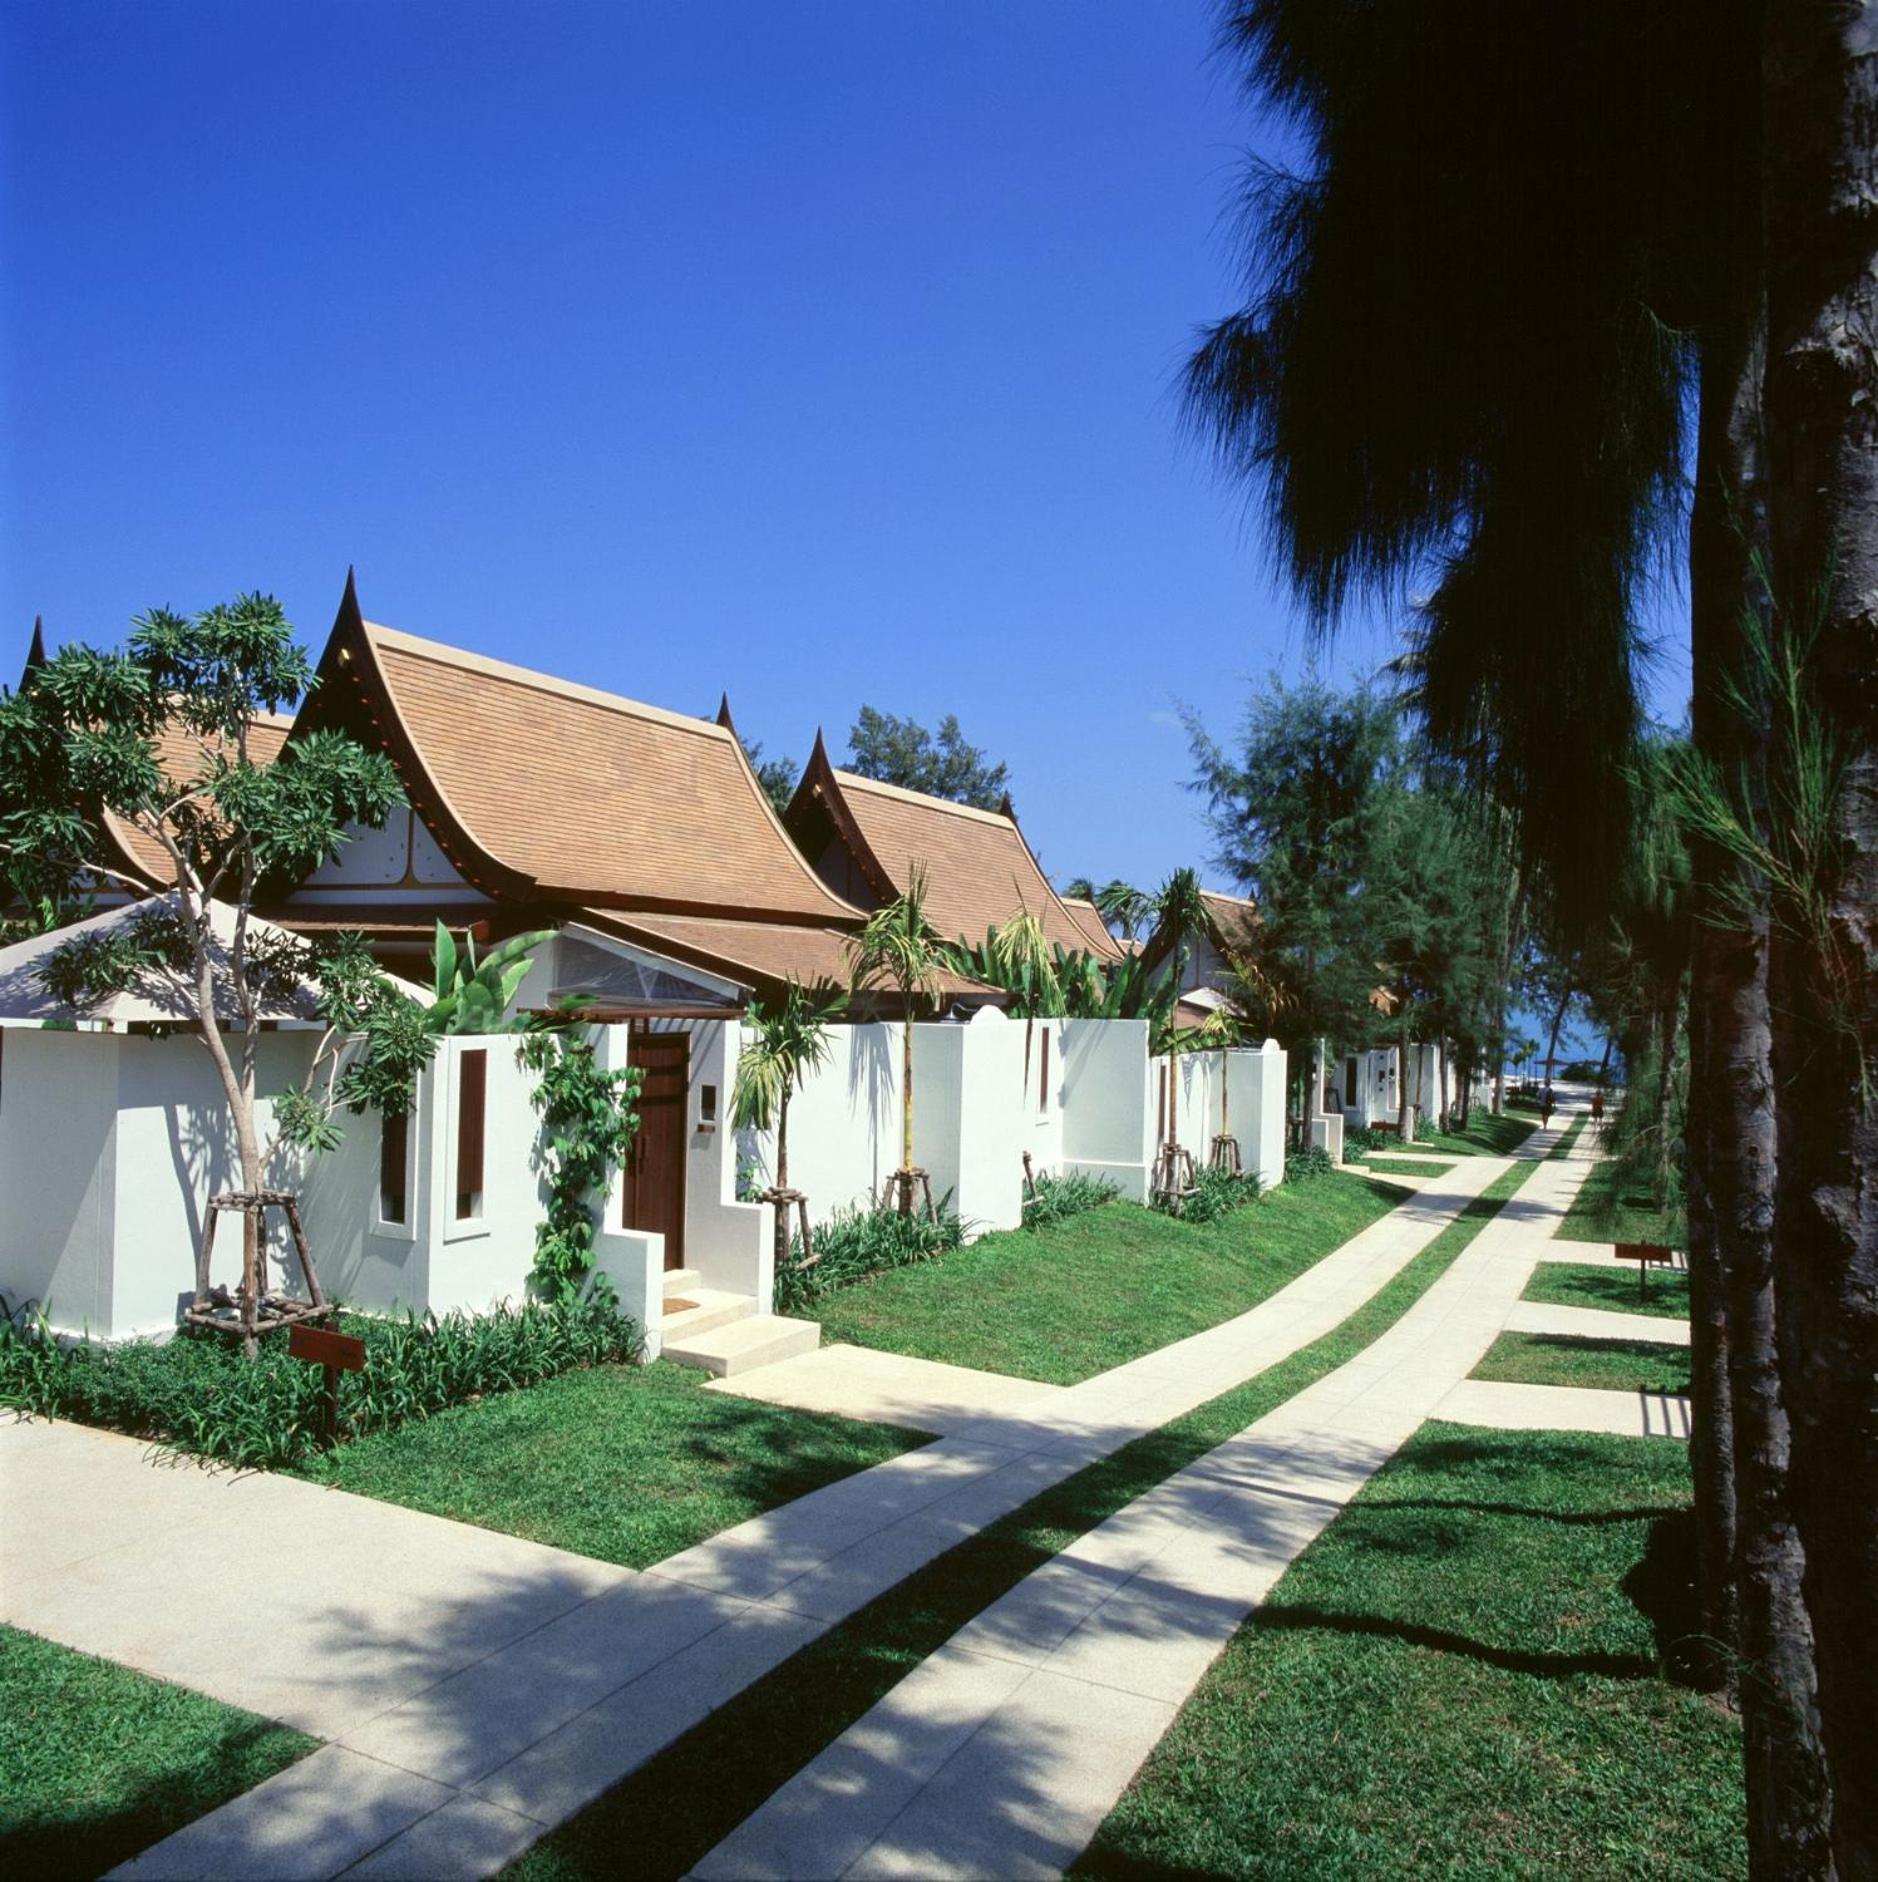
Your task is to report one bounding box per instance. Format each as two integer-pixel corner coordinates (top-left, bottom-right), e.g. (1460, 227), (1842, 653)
(884, 1166), (938, 1222)
(761, 1186), (817, 1272)
(185, 1190), (331, 1358)
(1150, 1141), (1198, 1214)
(1208, 1134), (1243, 1174)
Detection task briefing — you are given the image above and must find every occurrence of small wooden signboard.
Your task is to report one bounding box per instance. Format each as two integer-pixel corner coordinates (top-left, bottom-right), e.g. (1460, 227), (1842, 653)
(1616, 1241), (1677, 1301)
(289, 1322), (366, 1448)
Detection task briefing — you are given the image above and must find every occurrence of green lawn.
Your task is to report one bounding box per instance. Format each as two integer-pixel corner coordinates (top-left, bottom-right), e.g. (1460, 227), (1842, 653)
(1360, 1155), (1457, 1176)
(1078, 1426), (1743, 1880)
(0, 1625), (314, 1881)
(1474, 1331), (1692, 1396)
(501, 1158), (1543, 1882)
(300, 1361), (926, 1568)
(811, 1172), (1410, 1385)
(1526, 1260), (1692, 1322)
(1557, 1153), (1685, 1247)
(1412, 1109), (1538, 1156)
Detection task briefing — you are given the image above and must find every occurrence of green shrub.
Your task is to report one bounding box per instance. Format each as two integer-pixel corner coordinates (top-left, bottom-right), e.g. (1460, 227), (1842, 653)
(775, 1203), (964, 1314)
(0, 1291), (640, 1473)
(1022, 1170), (1120, 1230)
(1161, 1166), (1264, 1224)
(1285, 1144), (1335, 1182)
(1345, 1124), (1393, 1154)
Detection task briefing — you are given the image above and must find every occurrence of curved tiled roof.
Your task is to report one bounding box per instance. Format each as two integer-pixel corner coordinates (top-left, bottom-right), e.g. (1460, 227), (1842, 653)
(785, 738), (1123, 961)
(1060, 895), (1121, 957)
(293, 584), (865, 926)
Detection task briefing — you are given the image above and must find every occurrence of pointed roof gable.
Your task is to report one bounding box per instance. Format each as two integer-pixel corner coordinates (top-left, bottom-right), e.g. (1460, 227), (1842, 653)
(1060, 895), (1121, 956)
(784, 737), (1123, 960)
(289, 580), (865, 926)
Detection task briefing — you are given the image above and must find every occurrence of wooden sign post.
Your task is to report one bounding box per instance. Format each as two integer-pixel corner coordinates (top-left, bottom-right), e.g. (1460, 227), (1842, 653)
(1615, 1242), (1677, 1302)
(288, 1322), (366, 1449)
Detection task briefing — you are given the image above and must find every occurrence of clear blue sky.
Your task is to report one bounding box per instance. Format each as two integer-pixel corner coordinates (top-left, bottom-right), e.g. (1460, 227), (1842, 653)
(1, 0), (1689, 924)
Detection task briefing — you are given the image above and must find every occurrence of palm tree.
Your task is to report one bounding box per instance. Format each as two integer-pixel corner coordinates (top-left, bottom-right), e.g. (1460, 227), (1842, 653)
(1096, 879), (1154, 942)
(1185, 5), (1868, 1865)
(732, 978), (840, 1274)
(848, 868), (946, 1215)
(1149, 868), (1209, 1016)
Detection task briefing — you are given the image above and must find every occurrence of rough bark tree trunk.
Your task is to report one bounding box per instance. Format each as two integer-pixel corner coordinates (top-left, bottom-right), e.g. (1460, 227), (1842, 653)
(1763, 5), (1878, 1868)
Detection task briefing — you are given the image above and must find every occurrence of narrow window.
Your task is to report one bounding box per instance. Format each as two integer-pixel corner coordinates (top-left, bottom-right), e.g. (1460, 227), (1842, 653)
(456, 1049), (487, 1219)
(379, 1100), (410, 1226)
(699, 1082), (718, 1127)
(1038, 1028), (1051, 1113)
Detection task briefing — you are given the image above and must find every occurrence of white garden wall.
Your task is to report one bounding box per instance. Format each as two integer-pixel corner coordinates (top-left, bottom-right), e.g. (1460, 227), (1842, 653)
(1059, 1018), (1155, 1202)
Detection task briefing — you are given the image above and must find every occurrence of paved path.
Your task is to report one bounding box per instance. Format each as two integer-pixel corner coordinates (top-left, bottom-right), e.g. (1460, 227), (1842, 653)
(693, 1121), (1595, 1881)
(1436, 1377), (1694, 1439)
(1503, 1299), (1692, 1345)
(4, 1150), (1521, 1881)
(708, 1344), (1065, 1436)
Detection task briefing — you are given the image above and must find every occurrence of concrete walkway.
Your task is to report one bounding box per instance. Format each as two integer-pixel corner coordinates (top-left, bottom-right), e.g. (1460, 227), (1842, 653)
(1503, 1298), (1692, 1346)
(1437, 1377), (1694, 1439)
(0, 1148), (1524, 1882)
(708, 1344), (1064, 1437)
(691, 1122), (1594, 1881)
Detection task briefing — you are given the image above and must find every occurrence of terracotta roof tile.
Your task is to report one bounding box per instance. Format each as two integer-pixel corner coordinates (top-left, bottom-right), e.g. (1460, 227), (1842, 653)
(104, 714), (294, 885)
(1060, 896), (1120, 955)
(351, 624), (863, 923)
(803, 760), (1123, 960)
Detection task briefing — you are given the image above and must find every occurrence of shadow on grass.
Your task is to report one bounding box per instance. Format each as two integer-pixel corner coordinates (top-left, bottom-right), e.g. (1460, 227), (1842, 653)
(1249, 1603), (1656, 1681)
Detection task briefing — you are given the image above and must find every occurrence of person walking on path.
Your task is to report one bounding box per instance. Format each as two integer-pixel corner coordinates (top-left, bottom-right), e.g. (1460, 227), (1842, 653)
(1541, 1086), (1555, 1128)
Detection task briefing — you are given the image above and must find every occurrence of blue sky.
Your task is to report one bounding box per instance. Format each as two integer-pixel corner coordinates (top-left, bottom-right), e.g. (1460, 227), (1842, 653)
(2, 0), (1689, 927)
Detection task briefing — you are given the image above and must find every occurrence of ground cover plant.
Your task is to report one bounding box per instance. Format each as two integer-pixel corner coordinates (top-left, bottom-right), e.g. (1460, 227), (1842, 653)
(1413, 1108), (1537, 1156)
(1556, 1151), (1685, 1248)
(0, 1624), (314, 1881)
(1020, 1169), (1120, 1230)
(500, 1158), (1542, 1882)
(1077, 1425), (1743, 1879)
(774, 1203), (966, 1315)
(1525, 1260), (1692, 1322)
(812, 1170), (1412, 1385)
(300, 1361), (926, 1567)
(1474, 1330), (1692, 1397)
(0, 1292), (638, 1471)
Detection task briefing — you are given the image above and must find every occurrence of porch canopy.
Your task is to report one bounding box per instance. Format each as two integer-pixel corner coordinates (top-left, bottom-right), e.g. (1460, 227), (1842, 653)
(0, 894), (397, 1027)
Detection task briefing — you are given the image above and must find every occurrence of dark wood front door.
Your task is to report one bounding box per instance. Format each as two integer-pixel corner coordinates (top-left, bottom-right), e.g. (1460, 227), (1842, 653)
(624, 1028), (689, 1269)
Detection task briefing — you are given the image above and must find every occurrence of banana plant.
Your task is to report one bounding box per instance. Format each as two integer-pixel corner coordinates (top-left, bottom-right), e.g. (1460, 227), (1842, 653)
(428, 922), (555, 1035)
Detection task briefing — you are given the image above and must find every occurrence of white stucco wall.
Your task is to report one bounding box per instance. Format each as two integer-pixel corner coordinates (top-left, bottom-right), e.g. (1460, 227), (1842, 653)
(1059, 1018), (1154, 1202)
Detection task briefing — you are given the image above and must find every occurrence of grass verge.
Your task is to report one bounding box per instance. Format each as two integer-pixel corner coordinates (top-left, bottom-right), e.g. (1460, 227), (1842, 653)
(299, 1361), (927, 1568)
(1474, 1331), (1692, 1397)
(1556, 1152), (1684, 1247)
(502, 1159), (1541, 1882)
(1361, 1155), (1457, 1176)
(1525, 1260), (1691, 1322)
(1078, 1425), (1743, 1880)
(1414, 1109), (1538, 1156)
(0, 1624), (314, 1881)
(812, 1171), (1411, 1384)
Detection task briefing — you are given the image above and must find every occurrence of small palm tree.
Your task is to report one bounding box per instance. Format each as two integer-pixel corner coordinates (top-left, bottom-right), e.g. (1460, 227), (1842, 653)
(1097, 879), (1154, 942)
(733, 978), (841, 1273)
(848, 868), (946, 1214)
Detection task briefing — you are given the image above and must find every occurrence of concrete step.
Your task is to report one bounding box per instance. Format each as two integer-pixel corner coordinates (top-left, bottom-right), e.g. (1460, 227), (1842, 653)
(663, 1313), (821, 1379)
(662, 1267), (704, 1295)
(661, 1288), (757, 1342)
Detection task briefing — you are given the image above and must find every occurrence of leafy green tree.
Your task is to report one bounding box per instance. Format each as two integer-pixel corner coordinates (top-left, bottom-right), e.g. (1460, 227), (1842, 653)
(847, 867), (947, 1212)
(847, 706), (1009, 809)
(734, 732), (799, 816)
(732, 977), (841, 1272)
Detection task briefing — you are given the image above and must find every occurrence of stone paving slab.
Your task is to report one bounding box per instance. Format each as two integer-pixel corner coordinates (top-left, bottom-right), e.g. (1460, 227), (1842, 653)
(1504, 1298), (1691, 1345)
(691, 1118), (1592, 1880)
(707, 1343), (1065, 1435)
(1435, 1377), (1693, 1438)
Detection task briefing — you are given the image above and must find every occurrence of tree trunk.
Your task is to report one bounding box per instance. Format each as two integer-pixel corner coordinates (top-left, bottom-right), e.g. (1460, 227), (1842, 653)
(900, 1009), (916, 1207)
(1544, 983), (1573, 1094)
(1763, 5), (1878, 1867)
(1397, 1023), (1414, 1142)
(774, 1084), (793, 1274)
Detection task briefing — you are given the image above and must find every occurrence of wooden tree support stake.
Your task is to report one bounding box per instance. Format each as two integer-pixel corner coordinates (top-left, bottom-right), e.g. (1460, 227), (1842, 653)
(762, 1186), (817, 1270)
(1208, 1133), (1242, 1175)
(884, 1166), (938, 1223)
(185, 1189), (332, 1358)
(1150, 1142), (1198, 1215)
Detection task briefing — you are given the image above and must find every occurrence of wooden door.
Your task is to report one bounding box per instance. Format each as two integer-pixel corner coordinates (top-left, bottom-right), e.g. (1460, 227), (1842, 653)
(624, 1028), (689, 1269)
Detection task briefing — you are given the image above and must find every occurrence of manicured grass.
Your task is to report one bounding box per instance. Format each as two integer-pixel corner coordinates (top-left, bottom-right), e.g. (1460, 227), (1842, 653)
(812, 1172), (1411, 1385)
(1078, 1425), (1743, 1880)
(501, 1158), (1541, 1882)
(1557, 1152), (1684, 1247)
(299, 1361), (927, 1568)
(1474, 1331), (1692, 1397)
(1413, 1108), (1538, 1157)
(0, 1624), (314, 1881)
(1360, 1154), (1457, 1176)
(1526, 1260), (1692, 1322)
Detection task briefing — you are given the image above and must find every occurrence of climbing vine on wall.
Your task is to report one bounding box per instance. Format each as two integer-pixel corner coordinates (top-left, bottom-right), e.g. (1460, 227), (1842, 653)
(517, 1029), (643, 1300)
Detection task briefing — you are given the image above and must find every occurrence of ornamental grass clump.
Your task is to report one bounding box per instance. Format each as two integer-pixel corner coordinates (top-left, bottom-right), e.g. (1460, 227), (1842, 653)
(0, 1291), (638, 1473)
(1022, 1170), (1120, 1229)
(1162, 1165), (1264, 1224)
(774, 1202), (964, 1315)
